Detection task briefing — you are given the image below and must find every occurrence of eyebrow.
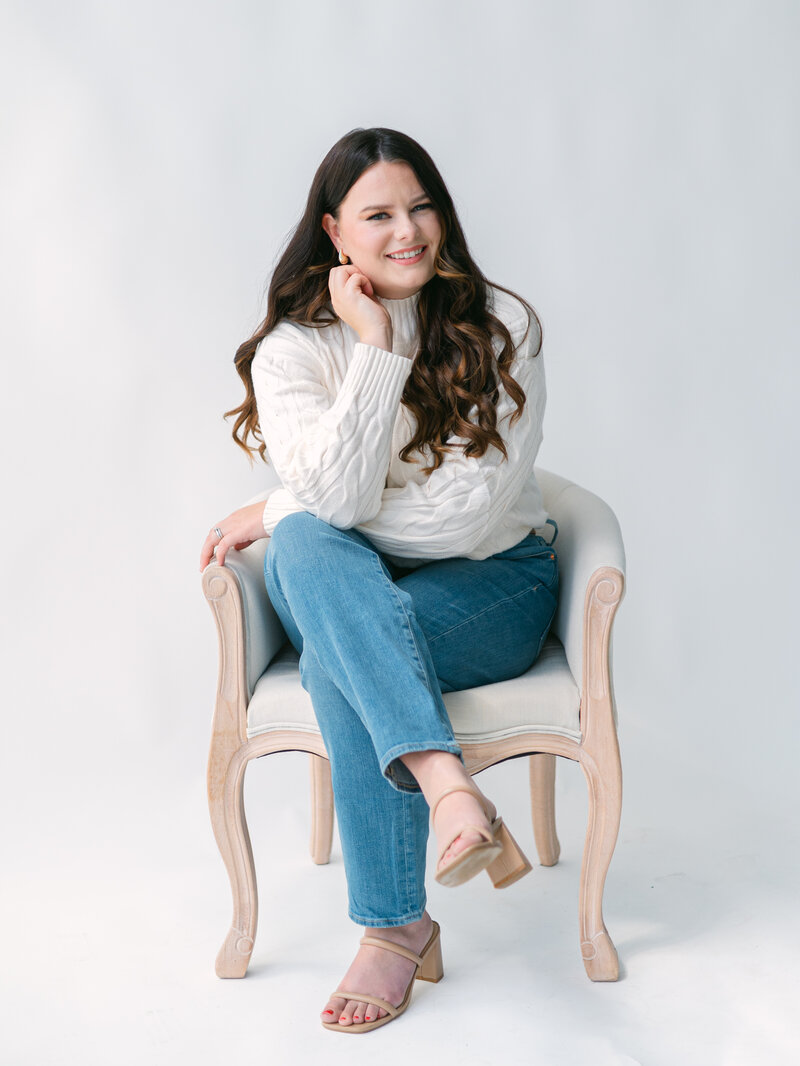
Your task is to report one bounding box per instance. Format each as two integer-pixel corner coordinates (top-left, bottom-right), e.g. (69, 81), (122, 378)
(359, 193), (430, 213)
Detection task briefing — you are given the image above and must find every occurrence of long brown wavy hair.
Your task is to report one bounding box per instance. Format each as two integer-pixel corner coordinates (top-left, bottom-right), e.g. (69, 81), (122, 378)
(226, 127), (542, 473)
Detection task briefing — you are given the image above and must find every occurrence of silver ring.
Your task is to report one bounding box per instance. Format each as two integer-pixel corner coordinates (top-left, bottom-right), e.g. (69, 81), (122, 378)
(214, 526), (224, 540)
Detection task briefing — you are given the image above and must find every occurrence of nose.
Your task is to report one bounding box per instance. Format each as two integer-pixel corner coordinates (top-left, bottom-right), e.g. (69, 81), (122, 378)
(394, 211), (419, 241)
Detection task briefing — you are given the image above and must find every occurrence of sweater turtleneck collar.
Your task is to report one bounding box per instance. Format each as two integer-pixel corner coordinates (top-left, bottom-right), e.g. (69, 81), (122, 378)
(378, 291), (420, 355)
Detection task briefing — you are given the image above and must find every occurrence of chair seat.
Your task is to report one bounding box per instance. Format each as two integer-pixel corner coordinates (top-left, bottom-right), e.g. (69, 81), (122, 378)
(246, 635), (581, 745)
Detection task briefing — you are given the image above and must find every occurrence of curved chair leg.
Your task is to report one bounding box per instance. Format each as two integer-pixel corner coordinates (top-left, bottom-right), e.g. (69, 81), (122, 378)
(578, 748), (622, 981)
(208, 748), (258, 979)
(309, 755), (334, 865)
(529, 753), (560, 866)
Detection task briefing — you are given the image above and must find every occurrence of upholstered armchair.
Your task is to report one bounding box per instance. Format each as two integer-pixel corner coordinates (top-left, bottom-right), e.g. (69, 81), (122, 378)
(202, 468), (625, 982)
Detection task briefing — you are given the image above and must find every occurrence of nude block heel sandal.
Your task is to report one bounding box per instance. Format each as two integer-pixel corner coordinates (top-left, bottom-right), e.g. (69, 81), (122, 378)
(322, 921), (443, 1034)
(485, 819), (533, 888)
(431, 784), (532, 889)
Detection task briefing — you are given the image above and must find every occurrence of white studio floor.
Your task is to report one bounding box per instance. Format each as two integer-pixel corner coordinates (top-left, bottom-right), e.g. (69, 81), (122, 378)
(4, 726), (798, 1066)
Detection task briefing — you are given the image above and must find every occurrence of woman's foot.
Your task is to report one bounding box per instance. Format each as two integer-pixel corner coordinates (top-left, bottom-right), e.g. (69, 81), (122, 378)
(399, 751), (494, 874)
(431, 787), (496, 872)
(321, 913), (434, 1028)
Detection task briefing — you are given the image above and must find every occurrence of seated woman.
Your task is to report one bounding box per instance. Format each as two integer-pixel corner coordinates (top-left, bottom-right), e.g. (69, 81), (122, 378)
(199, 127), (558, 1034)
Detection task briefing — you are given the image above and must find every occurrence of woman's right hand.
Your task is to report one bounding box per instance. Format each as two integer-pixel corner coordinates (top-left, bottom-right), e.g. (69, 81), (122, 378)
(328, 264), (393, 351)
(199, 501), (269, 570)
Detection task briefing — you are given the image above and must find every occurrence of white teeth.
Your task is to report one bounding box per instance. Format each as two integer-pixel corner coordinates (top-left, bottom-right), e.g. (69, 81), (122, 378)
(389, 247), (424, 260)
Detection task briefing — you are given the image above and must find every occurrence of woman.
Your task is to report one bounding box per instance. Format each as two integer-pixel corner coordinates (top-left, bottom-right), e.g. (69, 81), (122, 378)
(199, 128), (558, 1033)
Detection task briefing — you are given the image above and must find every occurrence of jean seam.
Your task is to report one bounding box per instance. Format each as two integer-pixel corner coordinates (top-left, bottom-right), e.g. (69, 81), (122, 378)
(401, 791), (415, 912)
(370, 549), (431, 689)
(428, 580), (557, 645)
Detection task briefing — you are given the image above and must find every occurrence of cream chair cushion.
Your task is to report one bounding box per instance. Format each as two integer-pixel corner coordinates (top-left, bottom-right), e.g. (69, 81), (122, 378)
(246, 634), (580, 744)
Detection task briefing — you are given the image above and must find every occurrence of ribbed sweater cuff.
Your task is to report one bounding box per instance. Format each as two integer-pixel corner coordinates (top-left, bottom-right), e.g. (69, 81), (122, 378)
(346, 343), (414, 406)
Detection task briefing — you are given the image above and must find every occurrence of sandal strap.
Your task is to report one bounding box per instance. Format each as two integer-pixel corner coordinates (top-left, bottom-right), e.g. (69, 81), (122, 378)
(359, 935), (424, 966)
(436, 823), (496, 865)
(330, 991), (399, 1018)
(429, 783), (494, 824)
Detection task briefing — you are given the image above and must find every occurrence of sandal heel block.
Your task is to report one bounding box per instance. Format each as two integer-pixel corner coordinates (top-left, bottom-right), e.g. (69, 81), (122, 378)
(415, 928), (444, 983)
(485, 819), (533, 889)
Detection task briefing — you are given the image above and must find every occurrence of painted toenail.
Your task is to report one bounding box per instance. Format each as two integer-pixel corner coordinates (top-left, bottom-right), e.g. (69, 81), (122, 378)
(323, 1010), (334, 1015)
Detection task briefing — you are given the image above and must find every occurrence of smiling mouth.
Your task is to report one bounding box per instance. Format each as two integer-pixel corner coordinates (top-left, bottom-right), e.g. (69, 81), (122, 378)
(387, 245), (426, 261)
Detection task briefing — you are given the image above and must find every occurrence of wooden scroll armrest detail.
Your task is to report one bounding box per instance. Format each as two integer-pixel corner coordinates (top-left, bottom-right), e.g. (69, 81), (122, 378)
(203, 564), (249, 754)
(580, 566), (625, 753)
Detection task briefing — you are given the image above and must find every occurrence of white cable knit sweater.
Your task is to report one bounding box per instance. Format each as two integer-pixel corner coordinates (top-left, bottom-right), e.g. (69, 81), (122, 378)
(252, 285), (550, 567)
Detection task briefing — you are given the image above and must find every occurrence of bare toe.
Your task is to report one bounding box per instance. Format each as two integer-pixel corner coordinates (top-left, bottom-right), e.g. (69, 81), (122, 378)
(363, 1003), (386, 1023)
(439, 826), (486, 866)
(321, 995), (344, 1024)
(339, 999), (360, 1026)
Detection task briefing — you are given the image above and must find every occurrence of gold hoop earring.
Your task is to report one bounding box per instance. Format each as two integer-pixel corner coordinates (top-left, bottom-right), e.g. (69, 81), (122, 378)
(339, 249), (349, 265)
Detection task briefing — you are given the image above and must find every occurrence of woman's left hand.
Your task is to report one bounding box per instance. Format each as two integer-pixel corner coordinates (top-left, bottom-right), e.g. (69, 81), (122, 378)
(199, 502), (268, 570)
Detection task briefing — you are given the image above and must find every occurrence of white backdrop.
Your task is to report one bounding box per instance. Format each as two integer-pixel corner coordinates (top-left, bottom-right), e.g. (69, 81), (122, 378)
(2, 2), (798, 1063)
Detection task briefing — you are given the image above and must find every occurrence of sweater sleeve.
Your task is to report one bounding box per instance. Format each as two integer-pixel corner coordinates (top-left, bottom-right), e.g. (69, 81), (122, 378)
(355, 317), (545, 558)
(251, 323), (414, 530)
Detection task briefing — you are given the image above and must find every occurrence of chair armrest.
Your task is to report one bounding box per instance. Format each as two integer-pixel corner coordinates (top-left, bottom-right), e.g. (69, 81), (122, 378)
(536, 469), (626, 717)
(202, 537), (288, 704)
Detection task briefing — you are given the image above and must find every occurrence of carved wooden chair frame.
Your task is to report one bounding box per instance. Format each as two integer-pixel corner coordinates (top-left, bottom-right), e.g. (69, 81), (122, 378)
(202, 469), (625, 982)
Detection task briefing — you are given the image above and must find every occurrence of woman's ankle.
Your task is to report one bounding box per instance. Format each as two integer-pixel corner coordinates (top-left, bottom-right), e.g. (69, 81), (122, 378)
(399, 750), (471, 803)
(368, 912), (432, 944)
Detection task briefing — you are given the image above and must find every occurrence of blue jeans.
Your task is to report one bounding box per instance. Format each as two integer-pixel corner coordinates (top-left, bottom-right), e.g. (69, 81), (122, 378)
(264, 512), (558, 927)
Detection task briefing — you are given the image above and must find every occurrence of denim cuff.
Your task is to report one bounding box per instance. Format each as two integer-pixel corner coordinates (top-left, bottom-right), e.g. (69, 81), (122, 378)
(348, 903), (429, 928)
(380, 741), (464, 792)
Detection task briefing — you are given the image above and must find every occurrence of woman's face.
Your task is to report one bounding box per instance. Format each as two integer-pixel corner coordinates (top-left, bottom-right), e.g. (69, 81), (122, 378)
(322, 160), (442, 300)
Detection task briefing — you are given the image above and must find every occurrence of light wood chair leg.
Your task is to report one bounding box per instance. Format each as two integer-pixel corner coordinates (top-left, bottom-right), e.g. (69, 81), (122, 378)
(529, 753), (560, 866)
(208, 748), (258, 978)
(578, 748), (622, 981)
(309, 755), (334, 865)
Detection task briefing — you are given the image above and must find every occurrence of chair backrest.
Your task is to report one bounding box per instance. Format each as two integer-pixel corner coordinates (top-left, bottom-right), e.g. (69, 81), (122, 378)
(535, 468), (626, 689)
